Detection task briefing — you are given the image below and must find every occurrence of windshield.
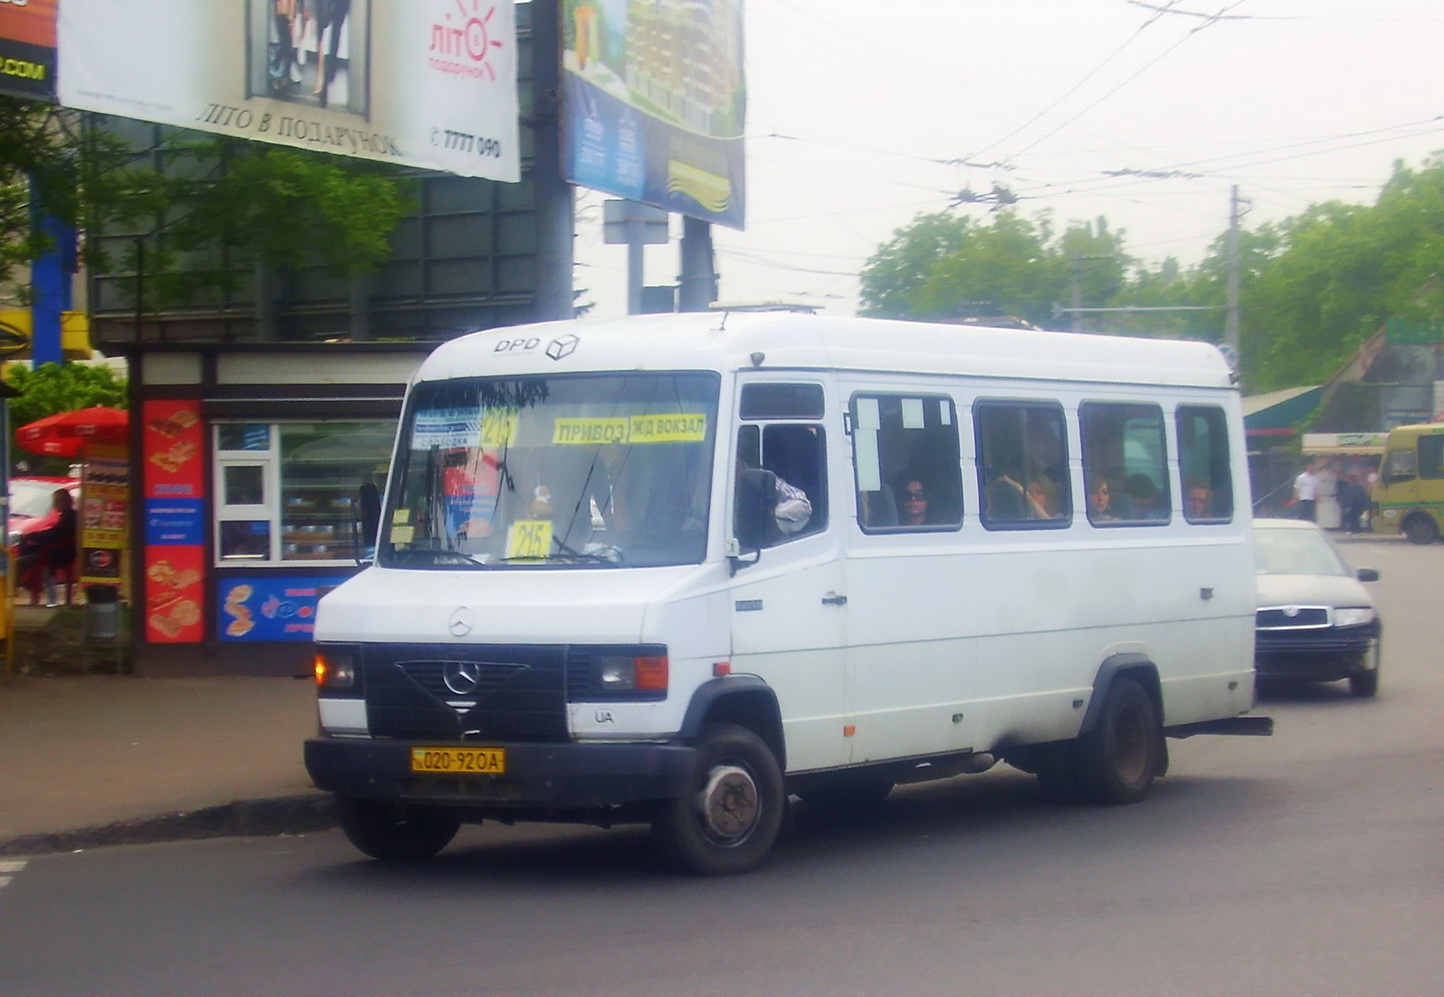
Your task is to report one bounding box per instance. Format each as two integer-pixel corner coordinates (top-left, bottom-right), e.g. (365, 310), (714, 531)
(1254, 526), (1351, 577)
(382, 372), (720, 569)
(10, 482), (71, 519)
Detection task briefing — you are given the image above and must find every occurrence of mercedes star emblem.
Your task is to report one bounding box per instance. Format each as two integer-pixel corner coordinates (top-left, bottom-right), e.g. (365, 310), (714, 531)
(448, 607), (475, 637)
(443, 660), (482, 696)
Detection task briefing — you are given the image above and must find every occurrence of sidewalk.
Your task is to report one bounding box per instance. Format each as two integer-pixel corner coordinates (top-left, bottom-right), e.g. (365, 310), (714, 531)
(0, 672), (334, 855)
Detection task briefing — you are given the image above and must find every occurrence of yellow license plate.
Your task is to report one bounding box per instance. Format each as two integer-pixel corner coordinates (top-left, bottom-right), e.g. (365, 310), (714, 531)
(410, 746), (506, 775)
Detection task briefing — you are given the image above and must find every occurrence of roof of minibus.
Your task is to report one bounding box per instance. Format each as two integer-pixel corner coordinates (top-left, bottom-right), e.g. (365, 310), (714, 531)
(415, 312), (1235, 390)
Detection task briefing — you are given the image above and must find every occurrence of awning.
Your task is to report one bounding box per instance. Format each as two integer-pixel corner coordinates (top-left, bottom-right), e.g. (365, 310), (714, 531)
(1243, 385), (1324, 433)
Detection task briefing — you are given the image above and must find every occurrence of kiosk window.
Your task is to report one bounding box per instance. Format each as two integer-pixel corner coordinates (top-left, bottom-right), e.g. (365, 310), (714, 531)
(1177, 405), (1234, 522)
(1081, 402), (1169, 525)
(851, 393), (961, 531)
(975, 402), (1069, 529)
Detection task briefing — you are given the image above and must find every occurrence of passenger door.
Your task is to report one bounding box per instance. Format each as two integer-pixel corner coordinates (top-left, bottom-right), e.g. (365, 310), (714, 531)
(727, 382), (851, 774)
(842, 387), (978, 765)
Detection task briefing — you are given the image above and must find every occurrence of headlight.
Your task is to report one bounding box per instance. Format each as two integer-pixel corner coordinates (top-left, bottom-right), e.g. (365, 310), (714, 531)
(594, 654), (668, 692)
(1334, 607), (1376, 628)
(314, 647), (358, 689)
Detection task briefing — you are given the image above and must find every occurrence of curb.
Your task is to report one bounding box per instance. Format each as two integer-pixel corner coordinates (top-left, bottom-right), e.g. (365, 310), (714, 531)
(0, 794), (337, 857)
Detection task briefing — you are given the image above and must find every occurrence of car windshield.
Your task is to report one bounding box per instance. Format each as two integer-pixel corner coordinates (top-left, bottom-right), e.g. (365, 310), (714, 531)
(1254, 525), (1351, 576)
(382, 372), (720, 569)
(10, 482), (68, 519)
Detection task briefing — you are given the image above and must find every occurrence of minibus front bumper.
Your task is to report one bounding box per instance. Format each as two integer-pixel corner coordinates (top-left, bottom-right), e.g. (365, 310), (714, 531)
(304, 736), (696, 811)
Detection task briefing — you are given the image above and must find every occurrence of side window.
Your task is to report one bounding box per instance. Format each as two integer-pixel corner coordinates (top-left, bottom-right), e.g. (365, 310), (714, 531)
(974, 402), (1070, 529)
(1176, 405), (1234, 523)
(1080, 402), (1169, 526)
(1419, 435), (1444, 479)
(734, 421), (827, 548)
(1384, 446), (1417, 483)
(850, 393), (962, 532)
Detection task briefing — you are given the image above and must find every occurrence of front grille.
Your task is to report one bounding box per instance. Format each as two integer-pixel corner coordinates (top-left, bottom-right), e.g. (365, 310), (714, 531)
(1257, 606), (1330, 629)
(396, 660), (528, 700)
(363, 643), (567, 743)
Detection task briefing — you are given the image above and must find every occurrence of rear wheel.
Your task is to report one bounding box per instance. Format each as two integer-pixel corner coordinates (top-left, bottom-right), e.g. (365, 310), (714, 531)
(1403, 513), (1439, 545)
(334, 795), (461, 861)
(1074, 678), (1161, 805)
(652, 722), (785, 876)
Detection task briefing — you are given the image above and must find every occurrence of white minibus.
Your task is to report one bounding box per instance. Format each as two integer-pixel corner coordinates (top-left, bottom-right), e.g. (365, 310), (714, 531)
(305, 312), (1270, 875)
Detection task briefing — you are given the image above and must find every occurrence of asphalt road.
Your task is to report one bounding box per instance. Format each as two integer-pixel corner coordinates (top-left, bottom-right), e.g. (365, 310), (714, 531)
(1, 537), (1440, 997)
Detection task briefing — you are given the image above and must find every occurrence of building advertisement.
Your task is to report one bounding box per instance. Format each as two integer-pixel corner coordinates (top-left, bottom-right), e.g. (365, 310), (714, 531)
(142, 399), (205, 643)
(560, 0), (745, 228)
(58, 0), (519, 182)
(218, 574), (340, 641)
(0, 0), (57, 99)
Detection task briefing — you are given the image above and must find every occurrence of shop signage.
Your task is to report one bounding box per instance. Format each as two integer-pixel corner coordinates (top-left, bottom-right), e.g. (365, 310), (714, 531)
(79, 444), (130, 588)
(217, 574), (341, 641)
(142, 399), (205, 643)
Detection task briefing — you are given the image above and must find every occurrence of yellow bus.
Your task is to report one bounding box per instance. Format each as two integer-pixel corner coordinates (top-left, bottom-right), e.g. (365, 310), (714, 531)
(1373, 422), (1444, 544)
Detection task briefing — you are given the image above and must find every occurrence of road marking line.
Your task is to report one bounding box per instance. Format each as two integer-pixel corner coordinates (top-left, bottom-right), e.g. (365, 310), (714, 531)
(0, 861), (26, 873)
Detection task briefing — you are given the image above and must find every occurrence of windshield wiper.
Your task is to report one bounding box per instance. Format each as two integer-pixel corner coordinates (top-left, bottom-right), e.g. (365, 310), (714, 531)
(500, 537), (620, 565)
(390, 547), (488, 568)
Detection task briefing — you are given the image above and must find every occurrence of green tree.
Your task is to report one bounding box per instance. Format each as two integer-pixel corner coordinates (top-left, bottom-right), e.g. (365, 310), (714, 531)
(5, 361), (128, 469)
(0, 95), (416, 308)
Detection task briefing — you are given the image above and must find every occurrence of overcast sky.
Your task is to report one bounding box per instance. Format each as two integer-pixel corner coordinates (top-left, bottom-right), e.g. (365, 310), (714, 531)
(573, 0), (1444, 321)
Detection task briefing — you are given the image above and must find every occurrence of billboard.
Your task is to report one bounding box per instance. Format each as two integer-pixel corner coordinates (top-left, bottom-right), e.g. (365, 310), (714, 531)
(560, 0), (745, 229)
(58, 0), (519, 182)
(0, 0), (57, 99)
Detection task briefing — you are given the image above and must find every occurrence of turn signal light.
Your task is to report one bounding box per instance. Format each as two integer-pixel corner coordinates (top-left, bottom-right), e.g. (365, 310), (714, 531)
(314, 650), (356, 689)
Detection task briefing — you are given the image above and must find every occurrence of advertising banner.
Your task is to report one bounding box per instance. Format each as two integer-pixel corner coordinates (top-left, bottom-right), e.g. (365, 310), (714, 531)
(58, 0), (519, 182)
(218, 574), (341, 641)
(0, 0), (57, 99)
(560, 0), (745, 228)
(142, 399), (205, 643)
(79, 444), (130, 589)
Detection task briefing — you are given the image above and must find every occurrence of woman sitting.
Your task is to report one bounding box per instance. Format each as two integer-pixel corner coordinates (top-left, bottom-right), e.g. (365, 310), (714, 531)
(17, 488), (78, 607)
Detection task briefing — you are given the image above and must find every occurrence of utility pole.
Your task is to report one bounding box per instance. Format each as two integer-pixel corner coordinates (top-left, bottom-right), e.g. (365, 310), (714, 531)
(1070, 252), (1082, 334)
(1224, 184), (1244, 359)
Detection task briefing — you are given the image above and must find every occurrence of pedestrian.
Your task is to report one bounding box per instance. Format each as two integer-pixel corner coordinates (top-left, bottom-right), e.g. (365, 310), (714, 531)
(1293, 459), (1322, 522)
(1338, 470), (1368, 534)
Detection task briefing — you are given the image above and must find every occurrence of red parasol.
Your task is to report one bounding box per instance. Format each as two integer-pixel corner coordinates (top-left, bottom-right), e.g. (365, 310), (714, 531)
(16, 406), (129, 458)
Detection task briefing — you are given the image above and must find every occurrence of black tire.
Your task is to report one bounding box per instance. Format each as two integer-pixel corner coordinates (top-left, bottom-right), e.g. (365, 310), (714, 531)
(652, 722), (785, 876)
(1349, 669), (1379, 698)
(1074, 678), (1161, 805)
(1403, 514), (1439, 545)
(334, 795), (461, 861)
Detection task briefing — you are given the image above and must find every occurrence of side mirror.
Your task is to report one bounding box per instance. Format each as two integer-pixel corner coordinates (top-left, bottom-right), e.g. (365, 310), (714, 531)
(1356, 567), (1379, 582)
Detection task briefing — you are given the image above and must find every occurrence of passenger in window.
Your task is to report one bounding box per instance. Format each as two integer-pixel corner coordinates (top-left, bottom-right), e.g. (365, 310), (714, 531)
(1125, 474), (1167, 520)
(1087, 475), (1118, 522)
(1026, 477), (1059, 519)
(1185, 481), (1214, 520)
(897, 478), (931, 526)
(984, 471), (1027, 520)
(736, 457), (812, 546)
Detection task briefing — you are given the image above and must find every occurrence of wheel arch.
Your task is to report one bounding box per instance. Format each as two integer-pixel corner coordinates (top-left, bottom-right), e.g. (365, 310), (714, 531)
(677, 676), (787, 772)
(1080, 652), (1162, 735)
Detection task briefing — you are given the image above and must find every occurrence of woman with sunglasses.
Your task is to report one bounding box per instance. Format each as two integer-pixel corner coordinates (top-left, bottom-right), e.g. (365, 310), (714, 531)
(898, 478), (930, 526)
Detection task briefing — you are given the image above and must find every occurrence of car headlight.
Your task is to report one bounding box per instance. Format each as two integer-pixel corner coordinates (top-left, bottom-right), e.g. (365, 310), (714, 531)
(1334, 607), (1376, 628)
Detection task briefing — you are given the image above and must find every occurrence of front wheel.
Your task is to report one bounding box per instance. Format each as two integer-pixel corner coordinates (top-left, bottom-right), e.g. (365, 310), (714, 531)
(1074, 678), (1161, 805)
(1403, 513), (1439, 545)
(334, 795), (461, 861)
(652, 722), (785, 876)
